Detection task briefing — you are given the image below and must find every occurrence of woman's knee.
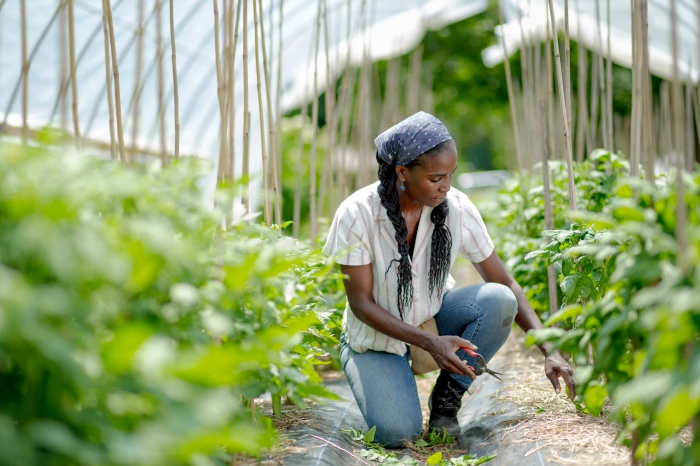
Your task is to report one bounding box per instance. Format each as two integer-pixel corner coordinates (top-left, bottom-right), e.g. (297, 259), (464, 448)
(477, 283), (518, 325)
(372, 415), (422, 448)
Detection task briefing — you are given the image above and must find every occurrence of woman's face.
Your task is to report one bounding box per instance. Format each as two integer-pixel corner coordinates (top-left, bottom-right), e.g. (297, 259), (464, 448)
(396, 144), (458, 208)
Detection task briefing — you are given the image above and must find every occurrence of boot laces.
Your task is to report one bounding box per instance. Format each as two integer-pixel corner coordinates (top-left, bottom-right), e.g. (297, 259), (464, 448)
(438, 379), (463, 414)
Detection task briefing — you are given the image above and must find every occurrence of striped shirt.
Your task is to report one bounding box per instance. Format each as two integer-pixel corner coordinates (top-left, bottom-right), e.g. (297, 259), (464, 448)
(322, 181), (494, 356)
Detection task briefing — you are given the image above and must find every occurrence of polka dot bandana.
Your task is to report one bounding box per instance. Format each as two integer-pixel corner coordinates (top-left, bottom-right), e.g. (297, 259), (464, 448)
(374, 111), (453, 167)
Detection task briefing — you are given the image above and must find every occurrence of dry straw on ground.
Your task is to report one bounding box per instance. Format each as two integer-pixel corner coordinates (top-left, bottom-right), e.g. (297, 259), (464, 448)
(493, 333), (630, 465)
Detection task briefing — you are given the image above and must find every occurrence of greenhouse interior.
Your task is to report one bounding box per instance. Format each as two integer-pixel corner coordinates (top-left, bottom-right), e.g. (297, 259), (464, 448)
(1, 0), (700, 464)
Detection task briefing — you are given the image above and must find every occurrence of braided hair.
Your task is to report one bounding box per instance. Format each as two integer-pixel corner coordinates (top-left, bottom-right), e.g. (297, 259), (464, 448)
(377, 140), (454, 320)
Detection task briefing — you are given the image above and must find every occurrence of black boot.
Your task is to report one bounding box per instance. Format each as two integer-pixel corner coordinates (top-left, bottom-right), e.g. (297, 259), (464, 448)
(428, 370), (467, 436)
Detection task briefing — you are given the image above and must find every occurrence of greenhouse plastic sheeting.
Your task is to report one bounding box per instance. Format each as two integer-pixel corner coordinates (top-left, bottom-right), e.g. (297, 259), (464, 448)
(486, 0), (700, 83)
(0, 0), (487, 168)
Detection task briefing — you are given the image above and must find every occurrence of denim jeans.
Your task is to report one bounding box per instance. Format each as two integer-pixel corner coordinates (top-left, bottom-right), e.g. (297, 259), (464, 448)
(339, 283), (518, 447)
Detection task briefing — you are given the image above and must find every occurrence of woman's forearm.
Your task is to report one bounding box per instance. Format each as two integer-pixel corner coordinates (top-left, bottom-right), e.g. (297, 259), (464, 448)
(347, 297), (438, 350)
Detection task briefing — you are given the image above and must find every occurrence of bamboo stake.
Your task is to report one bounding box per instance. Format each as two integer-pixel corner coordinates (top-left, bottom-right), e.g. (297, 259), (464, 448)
(59, 0), (68, 131)
(214, 0), (229, 183)
(67, 0), (81, 150)
(642, 0), (654, 181)
(102, 0), (117, 160)
(517, 5), (532, 167)
(309, 0), (323, 241)
(540, 100), (558, 316)
(253, 0), (270, 224)
(258, 0), (281, 225)
(20, 0), (27, 144)
(547, 0), (577, 211)
(545, 1), (555, 159)
(576, 42), (589, 162)
(686, 81), (694, 170)
(104, 0), (126, 163)
(169, 0), (180, 157)
(319, 0), (336, 220)
(230, 0), (242, 182)
(338, 68), (357, 204)
(606, 0), (613, 152)
(631, 0), (642, 176)
(564, 0), (572, 160)
(243, 0), (250, 213)
(156, 0), (166, 166)
(275, 0), (284, 214)
(497, 2), (523, 171)
(589, 54), (599, 152)
(670, 0), (687, 271)
(595, 0), (608, 151)
(407, 46), (423, 115)
(131, 0), (145, 160)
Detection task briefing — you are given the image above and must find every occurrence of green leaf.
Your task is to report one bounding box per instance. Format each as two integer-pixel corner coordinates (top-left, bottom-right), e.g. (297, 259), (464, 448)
(427, 451), (443, 465)
(560, 274), (581, 299)
(656, 388), (700, 438)
(363, 425), (376, 444)
(544, 304), (583, 327)
(584, 384), (608, 417)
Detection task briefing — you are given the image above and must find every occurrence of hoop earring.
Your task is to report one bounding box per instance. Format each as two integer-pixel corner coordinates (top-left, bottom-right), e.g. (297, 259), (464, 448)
(400, 182), (405, 192)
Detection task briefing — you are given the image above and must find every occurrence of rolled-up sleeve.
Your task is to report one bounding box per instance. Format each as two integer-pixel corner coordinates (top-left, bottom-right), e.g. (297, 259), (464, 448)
(458, 196), (494, 263)
(323, 203), (372, 265)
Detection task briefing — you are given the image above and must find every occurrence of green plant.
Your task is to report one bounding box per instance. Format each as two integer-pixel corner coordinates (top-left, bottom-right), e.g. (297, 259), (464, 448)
(0, 142), (342, 465)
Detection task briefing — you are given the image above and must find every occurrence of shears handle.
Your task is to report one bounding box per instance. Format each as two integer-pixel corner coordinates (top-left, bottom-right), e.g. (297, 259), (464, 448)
(460, 346), (479, 358)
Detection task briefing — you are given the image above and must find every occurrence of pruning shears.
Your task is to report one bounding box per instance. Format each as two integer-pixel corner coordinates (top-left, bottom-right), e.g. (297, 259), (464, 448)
(461, 347), (504, 381)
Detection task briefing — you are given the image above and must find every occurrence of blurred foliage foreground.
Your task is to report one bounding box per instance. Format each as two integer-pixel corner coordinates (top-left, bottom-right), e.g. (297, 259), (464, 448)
(486, 151), (700, 465)
(0, 144), (345, 465)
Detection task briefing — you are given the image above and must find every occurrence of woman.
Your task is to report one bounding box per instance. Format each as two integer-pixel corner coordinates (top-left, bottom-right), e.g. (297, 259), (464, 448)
(323, 112), (575, 448)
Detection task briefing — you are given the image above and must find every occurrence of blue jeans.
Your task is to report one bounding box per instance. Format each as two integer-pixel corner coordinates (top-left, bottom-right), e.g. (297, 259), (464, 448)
(339, 283), (518, 448)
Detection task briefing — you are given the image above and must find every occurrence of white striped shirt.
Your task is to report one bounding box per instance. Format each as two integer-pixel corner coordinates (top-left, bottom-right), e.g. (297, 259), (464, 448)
(322, 181), (494, 356)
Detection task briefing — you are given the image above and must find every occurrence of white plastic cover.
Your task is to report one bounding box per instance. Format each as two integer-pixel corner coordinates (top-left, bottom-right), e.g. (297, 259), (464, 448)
(485, 0), (700, 83)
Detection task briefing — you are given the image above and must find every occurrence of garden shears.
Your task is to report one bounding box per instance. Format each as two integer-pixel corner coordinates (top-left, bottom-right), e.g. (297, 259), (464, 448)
(462, 347), (504, 381)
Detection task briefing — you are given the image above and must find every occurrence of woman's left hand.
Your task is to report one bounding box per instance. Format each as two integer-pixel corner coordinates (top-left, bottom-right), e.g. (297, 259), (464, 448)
(544, 351), (576, 401)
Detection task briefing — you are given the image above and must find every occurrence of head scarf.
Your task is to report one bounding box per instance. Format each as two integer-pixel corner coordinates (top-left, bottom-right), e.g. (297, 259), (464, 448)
(374, 111), (453, 166)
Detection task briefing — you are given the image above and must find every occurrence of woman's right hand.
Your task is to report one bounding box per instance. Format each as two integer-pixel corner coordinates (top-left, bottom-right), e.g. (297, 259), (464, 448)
(425, 335), (477, 378)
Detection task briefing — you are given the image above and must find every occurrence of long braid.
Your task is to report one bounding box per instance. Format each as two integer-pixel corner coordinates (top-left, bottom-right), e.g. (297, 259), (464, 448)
(429, 200), (452, 299)
(376, 140), (455, 318)
(377, 155), (412, 319)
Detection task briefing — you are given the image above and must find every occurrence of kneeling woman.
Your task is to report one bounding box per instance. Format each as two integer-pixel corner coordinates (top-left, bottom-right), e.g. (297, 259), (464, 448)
(323, 112), (575, 448)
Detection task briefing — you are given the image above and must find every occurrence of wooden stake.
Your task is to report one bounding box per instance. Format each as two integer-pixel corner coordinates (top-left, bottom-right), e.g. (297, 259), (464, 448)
(564, 0), (572, 160)
(169, 0), (180, 157)
(546, 1), (555, 159)
(258, 0), (281, 225)
(214, 0), (229, 183)
(319, 0), (336, 220)
(242, 0), (251, 212)
(131, 0), (145, 160)
(59, 0), (68, 131)
(253, 0), (270, 224)
(309, 0), (323, 241)
(274, 0), (284, 216)
(68, 0), (81, 150)
(540, 100), (558, 316)
(20, 0), (28, 144)
(547, 0), (577, 211)
(497, 2), (523, 171)
(576, 42), (589, 162)
(104, 0), (127, 163)
(670, 0), (687, 270)
(642, 0), (654, 181)
(102, 0), (117, 160)
(606, 0), (613, 152)
(156, 0), (167, 166)
(231, 0), (243, 181)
